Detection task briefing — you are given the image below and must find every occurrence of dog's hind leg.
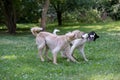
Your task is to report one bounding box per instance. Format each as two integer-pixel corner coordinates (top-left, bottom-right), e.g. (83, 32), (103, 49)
(38, 43), (46, 62)
(52, 48), (60, 65)
(38, 48), (44, 62)
(78, 45), (88, 61)
(44, 47), (52, 61)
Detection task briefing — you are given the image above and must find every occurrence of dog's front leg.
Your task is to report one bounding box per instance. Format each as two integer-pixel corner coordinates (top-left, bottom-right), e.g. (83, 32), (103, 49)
(70, 45), (76, 56)
(60, 51), (67, 58)
(53, 53), (57, 65)
(52, 49), (60, 65)
(66, 53), (78, 63)
(70, 39), (81, 57)
(78, 45), (88, 61)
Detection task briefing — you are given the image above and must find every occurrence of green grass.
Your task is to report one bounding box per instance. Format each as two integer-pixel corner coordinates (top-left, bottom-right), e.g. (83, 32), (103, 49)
(0, 21), (120, 80)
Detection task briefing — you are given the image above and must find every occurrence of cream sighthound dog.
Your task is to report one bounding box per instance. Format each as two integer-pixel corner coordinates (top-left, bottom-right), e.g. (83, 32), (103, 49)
(31, 27), (77, 64)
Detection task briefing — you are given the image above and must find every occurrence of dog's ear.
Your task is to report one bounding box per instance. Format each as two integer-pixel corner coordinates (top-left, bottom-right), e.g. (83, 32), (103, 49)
(69, 33), (76, 39)
(73, 33), (77, 39)
(66, 33), (76, 41)
(94, 32), (99, 38)
(96, 35), (99, 38)
(74, 33), (78, 39)
(93, 33), (99, 41)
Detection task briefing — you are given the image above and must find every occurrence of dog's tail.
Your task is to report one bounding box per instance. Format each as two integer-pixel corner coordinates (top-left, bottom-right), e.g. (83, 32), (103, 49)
(53, 28), (60, 35)
(31, 27), (43, 36)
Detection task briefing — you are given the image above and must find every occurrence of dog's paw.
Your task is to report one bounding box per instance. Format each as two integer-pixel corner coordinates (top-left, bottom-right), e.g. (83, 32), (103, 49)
(53, 62), (58, 65)
(85, 59), (88, 62)
(67, 59), (70, 62)
(41, 59), (45, 62)
(61, 55), (67, 58)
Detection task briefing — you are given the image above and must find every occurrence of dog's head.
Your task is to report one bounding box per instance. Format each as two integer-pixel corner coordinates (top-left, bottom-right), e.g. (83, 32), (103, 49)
(87, 31), (99, 41)
(65, 32), (76, 41)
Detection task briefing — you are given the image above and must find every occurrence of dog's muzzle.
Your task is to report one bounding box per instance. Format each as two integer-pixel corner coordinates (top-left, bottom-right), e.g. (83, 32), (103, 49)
(88, 31), (99, 41)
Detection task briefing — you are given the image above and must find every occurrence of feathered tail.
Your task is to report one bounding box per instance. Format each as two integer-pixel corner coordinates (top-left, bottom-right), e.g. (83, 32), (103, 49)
(53, 28), (60, 35)
(31, 27), (43, 36)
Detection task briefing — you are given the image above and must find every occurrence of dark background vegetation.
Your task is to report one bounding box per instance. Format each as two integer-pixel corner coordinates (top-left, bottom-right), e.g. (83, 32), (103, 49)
(0, 0), (120, 33)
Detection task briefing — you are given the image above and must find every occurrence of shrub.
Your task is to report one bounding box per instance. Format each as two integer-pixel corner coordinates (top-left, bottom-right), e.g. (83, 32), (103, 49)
(63, 9), (103, 24)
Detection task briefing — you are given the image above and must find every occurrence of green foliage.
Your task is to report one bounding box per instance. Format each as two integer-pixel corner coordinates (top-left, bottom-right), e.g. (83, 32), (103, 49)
(96, 0), (120, 20)
(50, 0), (119, 24)
(15, 0), (42, 23)
(0, 8), (4, 24)
(0, 21), (120, 80)
(78, 10), (101, 23)
(63, 9), (102, 23)
(0, 0), (120, 24)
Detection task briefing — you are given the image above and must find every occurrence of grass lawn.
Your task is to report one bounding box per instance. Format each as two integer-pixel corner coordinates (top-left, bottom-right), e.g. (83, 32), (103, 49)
(0, 21), (120, 80)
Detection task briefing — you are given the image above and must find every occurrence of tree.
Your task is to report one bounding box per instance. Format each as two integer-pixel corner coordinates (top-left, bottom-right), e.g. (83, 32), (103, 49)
(41, 0), (50, 31)
(16, 0), (42, 23)
(51, 0), (95, 25)
(51, 0), (72, 25)
(0, 0), (16, 34)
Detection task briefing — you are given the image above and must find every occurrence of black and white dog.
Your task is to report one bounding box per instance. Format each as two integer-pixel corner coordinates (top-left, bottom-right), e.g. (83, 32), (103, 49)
(53, 29), (99, 62)
(68, 30), (99, 62)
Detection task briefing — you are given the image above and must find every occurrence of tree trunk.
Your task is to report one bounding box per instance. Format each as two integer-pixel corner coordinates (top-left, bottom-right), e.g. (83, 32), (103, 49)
(0, 0), (16, 34)
(57, 11), (62, 26)
(41, 0), (50, 31)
